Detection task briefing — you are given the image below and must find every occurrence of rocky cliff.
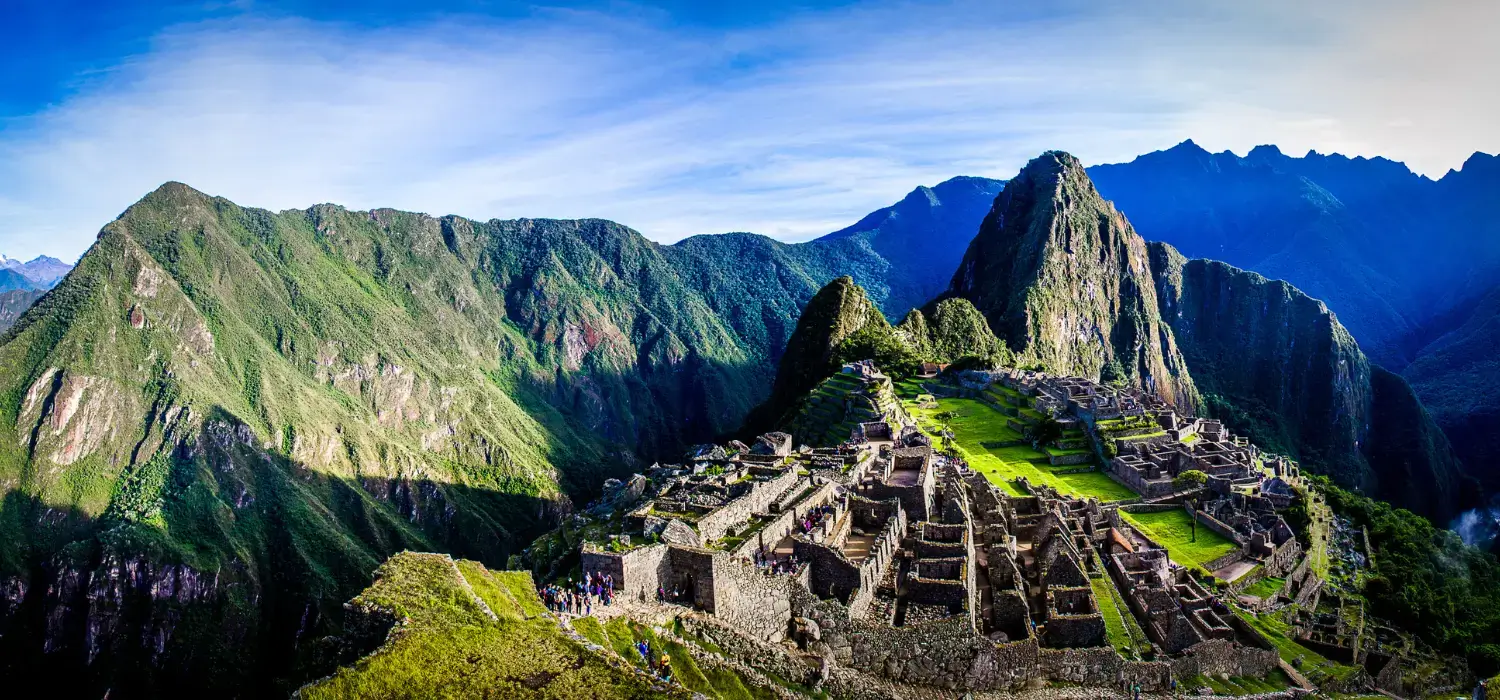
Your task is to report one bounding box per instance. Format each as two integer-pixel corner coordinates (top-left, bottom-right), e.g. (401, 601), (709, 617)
(1149, 245), (1471, 517)
(948, 151), (1198, 409)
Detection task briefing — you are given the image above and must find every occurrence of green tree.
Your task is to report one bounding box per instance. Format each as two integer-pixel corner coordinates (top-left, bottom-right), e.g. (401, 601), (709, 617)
(1173, 469), (1208, 492)
(1100, 358), (1127, 386)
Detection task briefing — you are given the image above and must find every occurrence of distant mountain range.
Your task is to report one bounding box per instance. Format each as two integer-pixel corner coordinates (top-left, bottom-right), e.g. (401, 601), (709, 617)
(0, 254), (72, 288)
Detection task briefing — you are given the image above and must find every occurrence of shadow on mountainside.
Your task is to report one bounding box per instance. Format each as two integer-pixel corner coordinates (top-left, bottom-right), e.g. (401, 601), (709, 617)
(0, 406), (574, 699)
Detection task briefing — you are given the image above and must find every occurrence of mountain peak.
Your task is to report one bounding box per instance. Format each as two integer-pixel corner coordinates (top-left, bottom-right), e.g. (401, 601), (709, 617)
(1246, 144), (1285, 160)
(947, 151), (1197, 408)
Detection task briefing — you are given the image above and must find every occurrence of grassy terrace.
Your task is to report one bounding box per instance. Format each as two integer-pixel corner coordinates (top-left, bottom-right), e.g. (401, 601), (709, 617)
(1241, 576), (1287, 600)
(1236, 608), (1362, 687)
(1186, 669), (1294, 695)
(1120, 510), (1236, 574)
(906, 396), (1135, 501)
(595, 617), (778, 700)
(302, 553), (671, 699)
(1091, 573), (1152, 659)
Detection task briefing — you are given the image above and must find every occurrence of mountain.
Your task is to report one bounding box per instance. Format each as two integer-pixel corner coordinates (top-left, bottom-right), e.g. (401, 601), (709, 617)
(1087, 141), (1500, 369)
(946, 152), (1472, 520)
(0, 268), (33, 294)
(0, 254), (73, 289)
(1403, 283), (1500, 495)
(0, 182), (841, 696)
(745, 275), (904, 430)
(946, 151), (1199, 409)
(0, 289), (44, 332)
(816, 175), (1005, 316)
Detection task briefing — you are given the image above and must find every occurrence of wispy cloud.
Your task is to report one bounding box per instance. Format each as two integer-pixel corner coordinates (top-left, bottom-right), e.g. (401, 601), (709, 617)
(0, 0), (1495, 260)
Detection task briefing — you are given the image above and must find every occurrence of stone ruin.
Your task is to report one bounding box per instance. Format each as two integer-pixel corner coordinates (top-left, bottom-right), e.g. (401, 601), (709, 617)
(578, 425), (1284, 692)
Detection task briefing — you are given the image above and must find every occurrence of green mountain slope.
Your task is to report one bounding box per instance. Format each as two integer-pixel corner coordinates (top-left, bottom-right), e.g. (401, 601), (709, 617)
(0, 182), (792, 696)
(946, 153), (1471, 521)
(1403, 283), (1500, 496)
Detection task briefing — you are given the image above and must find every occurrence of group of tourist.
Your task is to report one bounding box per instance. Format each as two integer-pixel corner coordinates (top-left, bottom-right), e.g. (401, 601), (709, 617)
(541, 571), (617, 615)
(798, 504), (837, 535)
(752, 550), (804, 576)
(633, 641), (673, 683)
(655, 583), (691, 604)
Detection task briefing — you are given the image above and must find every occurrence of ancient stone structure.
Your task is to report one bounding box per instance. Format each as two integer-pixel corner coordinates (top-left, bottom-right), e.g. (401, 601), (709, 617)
(567, 362), (1331, 693)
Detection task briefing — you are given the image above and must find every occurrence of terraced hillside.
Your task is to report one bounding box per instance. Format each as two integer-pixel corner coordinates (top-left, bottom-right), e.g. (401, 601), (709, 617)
(781, 370), (907, 447)
(901, 392), (1134, 502)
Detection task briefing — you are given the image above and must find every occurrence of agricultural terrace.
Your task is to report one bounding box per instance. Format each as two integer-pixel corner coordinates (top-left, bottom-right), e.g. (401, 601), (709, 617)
(902, 393), (1136, 502)
(1235, 608), (1363, 688)
(1121, 509), (1237, 574)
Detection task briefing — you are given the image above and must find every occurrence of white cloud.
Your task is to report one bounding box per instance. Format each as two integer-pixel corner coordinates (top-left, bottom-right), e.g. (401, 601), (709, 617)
(0, 0), (1494, 261)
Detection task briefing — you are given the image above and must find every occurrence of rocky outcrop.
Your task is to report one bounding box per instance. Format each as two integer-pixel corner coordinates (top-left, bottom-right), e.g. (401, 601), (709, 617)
(947, 152), (1198, 409)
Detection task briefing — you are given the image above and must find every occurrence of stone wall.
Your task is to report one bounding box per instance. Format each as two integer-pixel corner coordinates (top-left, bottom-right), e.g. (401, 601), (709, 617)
(732, 481), (839, 560)
(696, 467), (801, 542)
(582, 542), (672, 604)
(1264, 538), (1301, 577)
(795, 539), (862, 603)
(847, 504), (905, 618)
(1043, 612), (1107, 649)
(709, 554), (804, 643)
(905, 575), (968, 608)
(1203, 549), (1246, 572)
(1038, 647), (1124, 687)
(1049, 452), (1094, 466)
(1192, 508), (1249, 547)
(1168, 638), (1279, 681)
(669, 546), (720, 611)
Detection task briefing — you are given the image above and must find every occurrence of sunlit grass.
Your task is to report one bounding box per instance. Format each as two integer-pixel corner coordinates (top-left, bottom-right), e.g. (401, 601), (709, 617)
(1121, 510), (1236, 573)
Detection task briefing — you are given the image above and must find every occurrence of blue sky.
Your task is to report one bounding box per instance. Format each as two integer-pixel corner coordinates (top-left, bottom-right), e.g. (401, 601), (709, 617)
(0, 0), (1495, 261)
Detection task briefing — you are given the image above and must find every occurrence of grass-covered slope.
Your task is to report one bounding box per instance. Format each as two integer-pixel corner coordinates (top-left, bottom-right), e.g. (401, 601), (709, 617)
(299, 553), (669, 699)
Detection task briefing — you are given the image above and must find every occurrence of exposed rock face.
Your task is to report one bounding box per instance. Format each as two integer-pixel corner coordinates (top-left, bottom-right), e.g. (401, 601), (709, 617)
(1149, 245), (1471, 516)
(948, 152), (1198, 409)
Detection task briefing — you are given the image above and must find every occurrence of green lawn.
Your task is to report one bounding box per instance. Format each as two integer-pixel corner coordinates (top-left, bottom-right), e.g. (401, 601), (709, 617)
(1241, 576), (1286, 600)
(907, 397), (1136, 502)
(1121, 510), (1237, 573)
